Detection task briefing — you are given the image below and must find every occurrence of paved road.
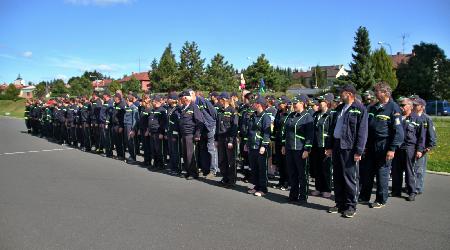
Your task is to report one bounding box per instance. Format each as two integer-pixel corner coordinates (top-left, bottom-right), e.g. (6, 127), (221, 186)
(0, 117), (449, 249)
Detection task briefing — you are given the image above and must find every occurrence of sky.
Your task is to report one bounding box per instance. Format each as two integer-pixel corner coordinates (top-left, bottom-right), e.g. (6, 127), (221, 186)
(0, 0), (449, 84)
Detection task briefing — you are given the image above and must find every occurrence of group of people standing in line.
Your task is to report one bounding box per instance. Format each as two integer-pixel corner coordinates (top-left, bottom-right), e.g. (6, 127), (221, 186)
(24, 81), (436, 218)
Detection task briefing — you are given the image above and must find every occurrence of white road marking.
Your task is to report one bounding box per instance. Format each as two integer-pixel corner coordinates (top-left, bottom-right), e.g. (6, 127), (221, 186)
(0, 148), (73, 156)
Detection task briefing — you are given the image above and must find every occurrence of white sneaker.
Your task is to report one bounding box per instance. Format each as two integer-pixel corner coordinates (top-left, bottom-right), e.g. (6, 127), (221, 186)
(254, 191), (266, 197)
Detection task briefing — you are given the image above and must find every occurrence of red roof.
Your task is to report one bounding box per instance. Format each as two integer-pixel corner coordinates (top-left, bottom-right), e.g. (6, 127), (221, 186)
(119, 72), (150, 83)
(390, 53), (412, 68)
(92, 79), (112, 87)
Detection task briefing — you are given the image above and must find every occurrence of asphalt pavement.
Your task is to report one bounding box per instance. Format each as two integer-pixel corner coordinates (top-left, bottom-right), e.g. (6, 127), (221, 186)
(0, 117), (449, 249)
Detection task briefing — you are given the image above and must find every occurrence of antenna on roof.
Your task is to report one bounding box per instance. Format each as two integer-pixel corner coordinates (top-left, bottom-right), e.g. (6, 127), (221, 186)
(401, 33), (409, 55)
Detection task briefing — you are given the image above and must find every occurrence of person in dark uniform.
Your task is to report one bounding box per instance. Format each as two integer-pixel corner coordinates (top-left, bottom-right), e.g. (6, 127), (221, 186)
(310, 94), (334, 198)
(413, 98), (437, 194)
(166, 93), (182, 175)
(246, 96), (272, 197)
(215, 92), (239, 187)
(99, 91), (114, 157)
(90, 92), (103, 153)
(65, 98), (76, 146)
(24, 100), (32, 133)
(124, 94), (139, 163)
(112, 93), (126, 160)
(272, 95), (291, 190)
(391, 98), (425, 201)
(238, 92), (254, 182)
(75, 98), (84, 148)
(147, 95), (167, 169)
(139, 94), (151, 166)
(42, 101), (53, 139)
(359, 82), (404, 209)
(80, 97), (92, 151)
(326, 84), (368, 218)
(178, 91), (204, 180)
(281, 94), (314, 203)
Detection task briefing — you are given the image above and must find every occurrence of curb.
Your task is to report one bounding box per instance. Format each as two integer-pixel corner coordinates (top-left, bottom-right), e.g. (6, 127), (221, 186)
(426, 170), (450, 176)
(0, 115), (24, 120)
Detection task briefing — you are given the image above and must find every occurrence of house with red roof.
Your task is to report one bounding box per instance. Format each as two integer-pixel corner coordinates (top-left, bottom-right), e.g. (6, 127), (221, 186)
(118, 72), (151, 91)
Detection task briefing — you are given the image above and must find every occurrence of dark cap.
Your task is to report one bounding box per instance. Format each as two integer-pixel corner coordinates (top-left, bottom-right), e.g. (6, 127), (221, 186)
(339, 84), (357, 95)
(278, 95), (291, 104)
(219, 92), (230, 100)
(152, 94), (163, 102)
(231, 92), (238, 97)
(210, 91), (219, 98)
(323, 93), (334, 102)
(292, 94), (309, 104)
(102, 90), (111, 96)
(131, 92), (139, 99)
(167, 92), (178, 100)
(114, 93), (122, 98)
(409, 94), (420, 100)
(253, 96), (267, 106)
(179, 90), (191, 97)
(413, 98), (426, 106)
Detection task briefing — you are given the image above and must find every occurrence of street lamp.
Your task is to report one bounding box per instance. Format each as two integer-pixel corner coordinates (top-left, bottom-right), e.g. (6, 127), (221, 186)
(378, 41), (392, 55)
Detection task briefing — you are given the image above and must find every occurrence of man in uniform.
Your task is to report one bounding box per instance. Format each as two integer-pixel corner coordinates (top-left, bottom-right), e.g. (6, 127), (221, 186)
(179, 91), (204, 180)
(123, 94), (139, 163)
(147, 95), (167, 169)
(326, 84), (368, 218)
(391, 98), (425, 201)
(359, 82), (404, 208)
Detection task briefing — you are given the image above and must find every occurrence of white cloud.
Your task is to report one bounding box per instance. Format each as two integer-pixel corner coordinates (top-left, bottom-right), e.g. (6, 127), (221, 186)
(64, 0), (133, 6)
(22, 51), (33, 58)
(55, 74), (68, 80)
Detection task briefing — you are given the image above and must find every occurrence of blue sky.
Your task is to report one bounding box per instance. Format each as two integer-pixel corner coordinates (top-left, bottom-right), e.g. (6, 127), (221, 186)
(0, 0), (449, 84)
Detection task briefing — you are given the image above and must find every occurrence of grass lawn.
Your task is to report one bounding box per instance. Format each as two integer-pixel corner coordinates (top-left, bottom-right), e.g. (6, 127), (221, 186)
(427, 117), (450, 173)
(0, 99), (26, 118)
(1, 99), (449, 172)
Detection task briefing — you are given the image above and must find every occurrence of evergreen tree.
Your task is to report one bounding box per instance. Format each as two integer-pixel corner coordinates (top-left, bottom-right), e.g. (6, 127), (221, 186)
(178, 41), (205, 90)
(151, 44), (179, 92)
(204, 53), (236, 91)
(372, 47), (398, 90)
(349, 26), (376, 91)
(244, 54), (272, 91)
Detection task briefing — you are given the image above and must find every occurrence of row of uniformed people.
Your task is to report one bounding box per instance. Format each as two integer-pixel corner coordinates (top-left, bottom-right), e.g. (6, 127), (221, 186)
(24, 83), (436, 217)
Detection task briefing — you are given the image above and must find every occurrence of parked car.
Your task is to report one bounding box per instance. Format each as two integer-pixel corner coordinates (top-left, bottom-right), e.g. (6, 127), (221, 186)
(426, 100), (450, 116)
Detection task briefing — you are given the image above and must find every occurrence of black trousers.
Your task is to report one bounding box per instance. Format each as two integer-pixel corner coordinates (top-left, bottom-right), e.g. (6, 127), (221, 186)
(359, 138), (392, 204)
(100, 124), (112, 156)
(392, 146), (417, 195)
(149, 133), (164, 168)
(286, 149), (308, 200)
(77, 126), (83, 148)
(217, 137), (237, 184)
(239, 139), (251, 180)
(182, 134), (198, 178)
(310, 146), (332, 193)
(168, 133), (181, 173)
(113, 125), (125, 158)
(142, 131), (150, 165)
(249, 148), (269, 193)
(332, 141), (359, 211)
(124, 126), (136, 160)
(275, 141), (288, 186)
(82, 123), (91, 151)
